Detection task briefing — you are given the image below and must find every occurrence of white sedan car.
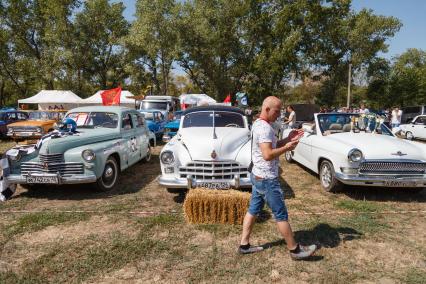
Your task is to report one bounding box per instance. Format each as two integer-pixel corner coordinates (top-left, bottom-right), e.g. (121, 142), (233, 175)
(284, 113), (426, 193)
(158, 106), (251, 190)
(400, 115), (426, 140)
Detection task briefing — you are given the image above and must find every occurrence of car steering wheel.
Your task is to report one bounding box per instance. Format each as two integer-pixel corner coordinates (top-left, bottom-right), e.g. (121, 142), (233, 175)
(224, 123), (240, 127)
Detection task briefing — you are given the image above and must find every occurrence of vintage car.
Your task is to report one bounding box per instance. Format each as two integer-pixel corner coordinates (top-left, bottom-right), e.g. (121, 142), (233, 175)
(162, 111), (183, 142)
(138, 110), (167, 139)
(7, 110), (66, 140)
(0, 110), (29, 138)
(283, 113), (426, 193)
(0, 106), (152, 192)
(399, 115), (426, 140)
(158, 105), (251, 190)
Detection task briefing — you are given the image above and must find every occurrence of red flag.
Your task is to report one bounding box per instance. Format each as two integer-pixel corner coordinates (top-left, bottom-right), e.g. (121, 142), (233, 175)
(223, 94), (231, 103)
(100, 87), (121, 106)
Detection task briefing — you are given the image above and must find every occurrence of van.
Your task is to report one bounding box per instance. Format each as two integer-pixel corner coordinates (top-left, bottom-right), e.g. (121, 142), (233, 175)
(401, 106), (426, 124)
(139, 96), (180, 120)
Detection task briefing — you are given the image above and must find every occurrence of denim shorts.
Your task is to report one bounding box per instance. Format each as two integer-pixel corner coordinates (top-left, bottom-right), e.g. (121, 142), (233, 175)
(248, 173), (288, 221)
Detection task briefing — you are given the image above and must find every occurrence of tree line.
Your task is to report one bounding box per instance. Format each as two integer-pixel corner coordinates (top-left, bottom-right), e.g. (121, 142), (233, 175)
(0, 0), (422, 108)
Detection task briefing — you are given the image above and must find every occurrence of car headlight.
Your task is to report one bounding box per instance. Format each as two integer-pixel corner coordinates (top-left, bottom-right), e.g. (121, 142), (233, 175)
(82, 149), (96, 162)
(348, 149), (363, 162)
(160, 151), (174, 164)
(36, 127), (43, 133)
(7, 128), (13, 134)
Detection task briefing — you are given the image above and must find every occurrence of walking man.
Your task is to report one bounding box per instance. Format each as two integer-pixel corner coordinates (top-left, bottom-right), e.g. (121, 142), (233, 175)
(239, 96), (317, 260)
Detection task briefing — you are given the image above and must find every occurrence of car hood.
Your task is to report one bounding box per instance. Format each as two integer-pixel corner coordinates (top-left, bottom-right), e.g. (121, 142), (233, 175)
(38, 128), (121, 154)
(325, 133), (426, 160)
(8, 120), (55, 127)
(178, 127), (250, 161)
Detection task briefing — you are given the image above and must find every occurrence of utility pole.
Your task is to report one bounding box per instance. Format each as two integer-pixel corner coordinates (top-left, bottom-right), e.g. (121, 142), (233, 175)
(347, 63), (352, 108)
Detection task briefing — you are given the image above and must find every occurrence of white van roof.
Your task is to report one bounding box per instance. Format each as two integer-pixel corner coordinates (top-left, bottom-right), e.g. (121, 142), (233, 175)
(144, 96), (179, 101)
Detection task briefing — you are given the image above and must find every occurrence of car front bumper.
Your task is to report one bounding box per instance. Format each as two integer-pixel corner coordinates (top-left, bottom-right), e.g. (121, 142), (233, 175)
(335, 172), (426, 187)
(8, 132), (42, 139)
(6, 173), (97, 185)
(158, 175), (252, 189)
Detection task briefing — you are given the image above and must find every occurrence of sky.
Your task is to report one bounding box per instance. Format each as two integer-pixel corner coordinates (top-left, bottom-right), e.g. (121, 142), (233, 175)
(117, 0), (426, 61)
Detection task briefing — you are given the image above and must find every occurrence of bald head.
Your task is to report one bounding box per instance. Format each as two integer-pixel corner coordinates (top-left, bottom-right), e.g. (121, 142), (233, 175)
(260, 96), (282, 122)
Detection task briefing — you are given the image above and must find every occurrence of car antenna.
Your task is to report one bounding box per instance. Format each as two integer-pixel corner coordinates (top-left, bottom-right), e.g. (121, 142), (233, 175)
(213, 111), (217, 139)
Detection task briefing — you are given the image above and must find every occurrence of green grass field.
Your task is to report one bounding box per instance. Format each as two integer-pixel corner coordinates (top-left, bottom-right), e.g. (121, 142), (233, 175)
(0, 141), (425, 283)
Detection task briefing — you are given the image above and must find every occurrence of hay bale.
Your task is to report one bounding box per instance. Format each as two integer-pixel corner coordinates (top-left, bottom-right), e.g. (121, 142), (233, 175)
(183, 188), (251, 225)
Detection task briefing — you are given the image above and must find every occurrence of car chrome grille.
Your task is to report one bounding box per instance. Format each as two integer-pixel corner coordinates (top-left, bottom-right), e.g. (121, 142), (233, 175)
(21, 162), (84, 176)
(39, 153), (64, 164)
(179, 161), (248, 180)
(359, 161), (426, 175)
(10, 126), (37, 132)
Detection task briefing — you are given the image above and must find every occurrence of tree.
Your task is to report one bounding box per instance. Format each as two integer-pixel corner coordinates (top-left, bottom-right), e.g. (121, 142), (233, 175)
(127, 0), (178, 96)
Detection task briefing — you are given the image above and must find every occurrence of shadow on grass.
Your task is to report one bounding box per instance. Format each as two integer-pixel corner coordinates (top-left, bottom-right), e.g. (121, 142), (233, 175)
(279, 167), (295, 199)
(342, 186), (426, 203)
(259, 223), (361, 260)
(17, 154), (161, 201)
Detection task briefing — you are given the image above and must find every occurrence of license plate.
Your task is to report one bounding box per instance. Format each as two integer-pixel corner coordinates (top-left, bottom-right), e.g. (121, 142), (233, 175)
(197, 182), (231, 189)
(384, 180), (417, 187)
(16, 133), (31, 136)
(26, 176), (59, 184)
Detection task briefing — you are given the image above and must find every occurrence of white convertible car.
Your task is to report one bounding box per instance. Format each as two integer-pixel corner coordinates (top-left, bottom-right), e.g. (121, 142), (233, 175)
(399, 115), (426, 140)
(158, 105), (251, 190)
(284, 113), (426, 193)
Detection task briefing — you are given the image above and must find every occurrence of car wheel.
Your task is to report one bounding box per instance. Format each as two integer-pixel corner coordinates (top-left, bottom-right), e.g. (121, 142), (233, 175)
(405, 131), (414, 140)
(284, 151), (294, 163)
(95, 156), (119, 192)
(143, 146), (152, 162)
(319, 160), (342, 193)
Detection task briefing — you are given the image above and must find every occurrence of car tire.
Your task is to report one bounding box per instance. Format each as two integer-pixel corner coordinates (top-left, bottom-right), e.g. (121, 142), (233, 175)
(95, 156), (119, 192)
(143, 146), (152, 162)
(319, 160), (343, 193)
(284, 151), (294, 163)
(405, 131), (414, 140)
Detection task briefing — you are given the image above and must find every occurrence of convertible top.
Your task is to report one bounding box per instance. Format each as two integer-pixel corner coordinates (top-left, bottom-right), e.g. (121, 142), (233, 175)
(182, 105), (245, 115)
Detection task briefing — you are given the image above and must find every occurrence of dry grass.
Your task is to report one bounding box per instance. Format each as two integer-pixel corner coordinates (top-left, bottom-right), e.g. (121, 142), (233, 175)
(0, 141), (425, 283)
(183, 188), (250, 224)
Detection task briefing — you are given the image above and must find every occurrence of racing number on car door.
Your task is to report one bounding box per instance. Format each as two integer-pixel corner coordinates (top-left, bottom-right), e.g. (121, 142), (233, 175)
(132, 113), (149, 160)
(121, 113), (140, 166)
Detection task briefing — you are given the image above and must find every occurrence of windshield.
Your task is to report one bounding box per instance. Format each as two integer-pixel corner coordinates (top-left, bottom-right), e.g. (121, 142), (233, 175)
(182, 111), (245, 128)
(29, 111), (64, 120)
(140, 101), (168, 111)
(140, 112), (154, 120)
(318, 114), (393, 136)
(66, 112), (119, 128)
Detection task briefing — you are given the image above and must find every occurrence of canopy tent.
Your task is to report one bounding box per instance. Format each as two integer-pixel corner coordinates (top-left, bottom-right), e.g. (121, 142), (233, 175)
(80, 90), (137, 108)
(18, 90), (83, 110)
(179, 94), (216, 109)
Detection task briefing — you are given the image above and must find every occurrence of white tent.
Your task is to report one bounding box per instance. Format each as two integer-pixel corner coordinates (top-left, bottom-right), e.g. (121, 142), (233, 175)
(81, 90), (136, 108)
(18, 90), (83, 110)
(179, 94), (216, 106)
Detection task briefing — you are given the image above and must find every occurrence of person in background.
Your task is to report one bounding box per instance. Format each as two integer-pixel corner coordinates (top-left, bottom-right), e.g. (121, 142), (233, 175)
(391, 106), (402, 129)
(359, 103), (369, 114)
(284, 105), (296, 129)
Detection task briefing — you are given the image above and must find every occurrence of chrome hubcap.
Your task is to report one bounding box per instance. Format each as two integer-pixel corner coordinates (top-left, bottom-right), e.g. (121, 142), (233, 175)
(105, 166), (114, 178)
(407, 132), (413, 139)
(321, 164), (332, 188)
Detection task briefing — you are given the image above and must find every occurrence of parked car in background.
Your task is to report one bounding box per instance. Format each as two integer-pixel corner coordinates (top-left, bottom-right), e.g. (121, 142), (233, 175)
(401, 106), (426, 124)
(7, 110), (66, 140)
(159, 105), (251, 190)
(1, 106), (152, 192)
(138, 110), (167, 139)
(162, 111), (183, 142)
(0, 110), (29, 138)
(283, 113), (426, 193)
(400, 115), (426, 140)
(139, 96), (180, 120)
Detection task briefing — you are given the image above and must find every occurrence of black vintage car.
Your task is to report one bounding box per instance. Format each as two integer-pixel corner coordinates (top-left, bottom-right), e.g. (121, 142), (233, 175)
(0, 110), (29, 138)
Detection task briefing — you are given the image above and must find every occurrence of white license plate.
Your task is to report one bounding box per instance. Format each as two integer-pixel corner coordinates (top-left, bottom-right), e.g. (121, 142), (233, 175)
(16, 133), (31, 136)
(384, 180), (417, 187)
(26, 176), (59, 184)
(197, 182), (231, 189)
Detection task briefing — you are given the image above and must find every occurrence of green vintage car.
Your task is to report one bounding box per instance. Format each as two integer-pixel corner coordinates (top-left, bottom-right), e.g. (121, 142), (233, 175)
(1, 106), (153, 191)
